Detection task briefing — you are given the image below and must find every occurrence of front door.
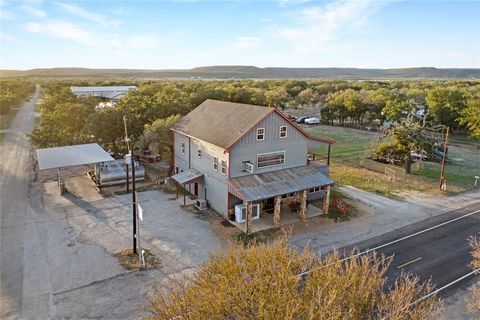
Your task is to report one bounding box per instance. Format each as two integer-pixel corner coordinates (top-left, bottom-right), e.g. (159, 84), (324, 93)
(194, 183), (199, 197)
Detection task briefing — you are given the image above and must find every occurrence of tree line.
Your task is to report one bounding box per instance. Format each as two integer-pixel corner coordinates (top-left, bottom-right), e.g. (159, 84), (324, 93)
(0, 79), (36, 114)
(30, 79), (479, 154)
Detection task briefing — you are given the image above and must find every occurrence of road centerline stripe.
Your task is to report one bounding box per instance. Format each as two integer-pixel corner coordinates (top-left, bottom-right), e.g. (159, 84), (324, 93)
(396, 256), (423, 269)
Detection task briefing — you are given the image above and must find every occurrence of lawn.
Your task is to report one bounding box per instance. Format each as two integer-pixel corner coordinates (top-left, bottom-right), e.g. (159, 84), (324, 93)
(304, 124), (479, 196)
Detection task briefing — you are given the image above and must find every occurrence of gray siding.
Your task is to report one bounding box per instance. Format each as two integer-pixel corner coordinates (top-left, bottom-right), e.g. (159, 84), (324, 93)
(174, 131), (229, 216)
(229, 112), (308, 178)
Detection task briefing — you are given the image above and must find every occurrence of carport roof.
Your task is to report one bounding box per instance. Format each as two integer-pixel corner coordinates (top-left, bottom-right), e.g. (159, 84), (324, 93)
(36, 143), (114, 170)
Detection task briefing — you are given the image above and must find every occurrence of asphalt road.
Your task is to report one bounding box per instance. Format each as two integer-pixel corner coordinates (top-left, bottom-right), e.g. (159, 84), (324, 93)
(343, 202), (480, 296)
(0, 86), (40, 319)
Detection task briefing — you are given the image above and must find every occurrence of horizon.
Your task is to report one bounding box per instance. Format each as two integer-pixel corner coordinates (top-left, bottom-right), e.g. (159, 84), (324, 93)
(3, 65), (480, 72)
(1, 0), (479, 70)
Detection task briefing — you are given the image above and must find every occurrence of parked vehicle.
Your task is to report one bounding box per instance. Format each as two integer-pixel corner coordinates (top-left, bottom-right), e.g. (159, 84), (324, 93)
(304, 117), (320, 125)
(296, 116), (310, 124)
(410, 151), (428, 161)
(135, 150), (161, 163)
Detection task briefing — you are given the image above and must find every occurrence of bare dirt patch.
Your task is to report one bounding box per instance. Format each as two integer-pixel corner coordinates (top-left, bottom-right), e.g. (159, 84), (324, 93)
(114, 248), (161, 270)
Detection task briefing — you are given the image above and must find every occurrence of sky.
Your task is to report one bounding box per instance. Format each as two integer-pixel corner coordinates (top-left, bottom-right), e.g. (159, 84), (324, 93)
(0, 0), (479, 70)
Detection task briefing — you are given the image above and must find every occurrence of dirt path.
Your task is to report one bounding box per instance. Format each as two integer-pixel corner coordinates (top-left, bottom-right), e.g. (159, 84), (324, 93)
(0, 85), (40, 319)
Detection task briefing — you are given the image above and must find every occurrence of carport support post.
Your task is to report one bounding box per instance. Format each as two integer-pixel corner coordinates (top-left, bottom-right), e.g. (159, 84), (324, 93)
(323, 185), (331, 215)
(274, 196), (281, 226)
(299, 190), (307, 221)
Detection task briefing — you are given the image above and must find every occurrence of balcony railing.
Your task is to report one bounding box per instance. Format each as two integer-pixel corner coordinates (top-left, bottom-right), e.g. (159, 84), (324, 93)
(308, 160), (330, 176)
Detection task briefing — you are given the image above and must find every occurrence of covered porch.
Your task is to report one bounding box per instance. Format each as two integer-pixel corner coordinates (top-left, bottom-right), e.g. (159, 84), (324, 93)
(170, 168), (204, 205)
(228, 165), (333, 234)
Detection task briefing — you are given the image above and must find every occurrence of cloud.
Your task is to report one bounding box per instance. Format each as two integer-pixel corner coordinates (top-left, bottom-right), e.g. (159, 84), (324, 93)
(24, 21), (96, 45)
(0, 8), (16, 21)
(0, 32), (15, 41)
(279, 0), (382, 51)
(20, 4), (47, 18)
(55, 2), (121, 27)
(23, 20), (160, 54)
(234, 37), (262, 49)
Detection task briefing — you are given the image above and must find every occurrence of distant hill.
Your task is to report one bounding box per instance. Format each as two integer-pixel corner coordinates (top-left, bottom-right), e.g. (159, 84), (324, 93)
(1, 66), (479, 79)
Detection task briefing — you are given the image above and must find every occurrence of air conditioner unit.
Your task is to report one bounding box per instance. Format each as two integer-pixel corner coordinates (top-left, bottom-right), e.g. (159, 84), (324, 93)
(195, 199), (208, 211)
(245, 162), (254, 173)
(234, 204), (260, 223)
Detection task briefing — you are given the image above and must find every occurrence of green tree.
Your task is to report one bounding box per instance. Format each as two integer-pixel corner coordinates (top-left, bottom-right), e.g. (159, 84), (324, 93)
(426, 87), (466, 129)
(265, 87), (289, 109)
(136, 114), (181, 174)
(459, 95), (480, 139)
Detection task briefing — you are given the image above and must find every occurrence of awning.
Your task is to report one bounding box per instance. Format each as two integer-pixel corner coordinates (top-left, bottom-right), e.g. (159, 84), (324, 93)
(228, 165), (333, 202)
(171, 168), (204, 185)
(36, 143), (114, 170)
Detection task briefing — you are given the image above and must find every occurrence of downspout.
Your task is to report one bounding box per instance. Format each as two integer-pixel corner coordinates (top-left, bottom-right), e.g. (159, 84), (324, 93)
(188, 137), (191, 169)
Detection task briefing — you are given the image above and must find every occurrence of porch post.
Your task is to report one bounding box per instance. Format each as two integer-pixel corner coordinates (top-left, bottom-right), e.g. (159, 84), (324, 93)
(327, 145), (331, 166)
(323, 185), (331, 215)
(183, 184), (186, 205)
(299, 190), (307, 220)
(274, 196), (281, 226)
(244, 201), (253, 235)
(176, 184), (179, 199)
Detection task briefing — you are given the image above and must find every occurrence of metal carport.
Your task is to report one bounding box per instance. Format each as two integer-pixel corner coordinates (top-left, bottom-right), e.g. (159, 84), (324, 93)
(36, 143), (114, 193)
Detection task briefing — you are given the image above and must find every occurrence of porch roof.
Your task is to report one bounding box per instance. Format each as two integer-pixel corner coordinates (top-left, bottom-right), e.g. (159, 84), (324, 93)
(228, 165), (333, 202)
(171, 168), (204, 185)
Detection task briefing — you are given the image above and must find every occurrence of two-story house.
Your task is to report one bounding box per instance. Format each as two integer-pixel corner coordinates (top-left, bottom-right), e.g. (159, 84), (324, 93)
(170, 99), (335, 234)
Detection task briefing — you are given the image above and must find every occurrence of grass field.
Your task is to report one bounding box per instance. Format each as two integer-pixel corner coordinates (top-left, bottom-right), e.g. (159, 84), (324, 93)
(303, 124), (479, 197)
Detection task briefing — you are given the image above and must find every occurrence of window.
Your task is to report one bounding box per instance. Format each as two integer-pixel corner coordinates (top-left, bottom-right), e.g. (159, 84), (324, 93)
(257, 151), (285, 168)
(181, 142), (185, 154)
(197, 149), (202, 158)
(175, 167), (179, 174)
(213, 157), (218, 171)
(221, 160), (227, 175)
(256, 128), (265, 141)
(309, 186), (321, 194)
(279, 126), (287, 138)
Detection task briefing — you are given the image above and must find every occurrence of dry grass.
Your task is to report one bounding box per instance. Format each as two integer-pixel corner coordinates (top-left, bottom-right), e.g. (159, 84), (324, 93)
(330, 163), (449, 198)
(466, 236), (480, 317)
(114, 248), (161, 270)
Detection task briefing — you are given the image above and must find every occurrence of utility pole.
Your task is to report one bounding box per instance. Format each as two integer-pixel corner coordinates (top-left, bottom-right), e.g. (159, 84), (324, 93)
(123, 116), (138, 254)
(123, 116), (130, 193)
(439, 126), (449, 191)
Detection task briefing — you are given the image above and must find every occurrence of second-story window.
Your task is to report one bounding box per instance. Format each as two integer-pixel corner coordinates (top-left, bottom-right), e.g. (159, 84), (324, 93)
(256, 128), (265, 141)
(197, 149), (202, 158)
(213, 157), (218, 171)
(181, 142), (185, 154)
(221, 160), (227, 175)
(257, 151), (285, 168)
(279, 126), (287, 138)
